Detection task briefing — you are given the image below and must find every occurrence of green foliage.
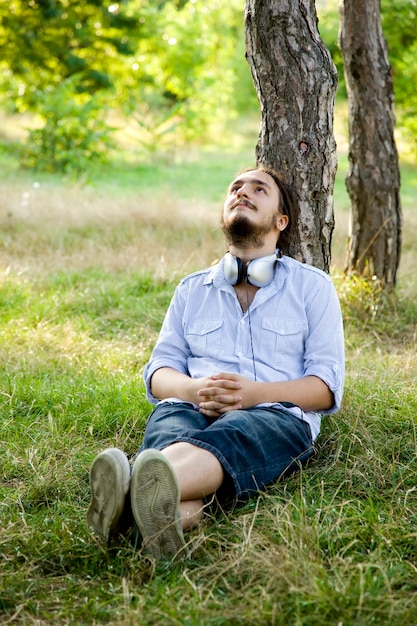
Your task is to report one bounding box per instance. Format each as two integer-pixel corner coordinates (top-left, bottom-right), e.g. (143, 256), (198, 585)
(20, 77), (114, 174)
(381, 0), (417, 156)
(129, 102), (185, 153)
(336, 274), (417, 348)
(336, 274), (386, 324)
(123, 0), (253, 144)
(0, 0), (255, 167)
(0, 0), (138, 110)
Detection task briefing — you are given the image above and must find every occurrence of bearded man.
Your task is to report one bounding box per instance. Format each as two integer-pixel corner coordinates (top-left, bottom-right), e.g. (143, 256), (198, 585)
(87, 166), (345, 562)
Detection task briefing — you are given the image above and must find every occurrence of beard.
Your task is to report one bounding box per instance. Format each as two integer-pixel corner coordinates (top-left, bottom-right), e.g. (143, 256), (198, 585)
(221, 212), (278, 249)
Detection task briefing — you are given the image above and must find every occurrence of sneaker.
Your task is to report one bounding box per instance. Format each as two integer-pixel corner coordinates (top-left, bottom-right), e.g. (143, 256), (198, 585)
(87, 447), (131, 541)
(130, 449), (188, 562)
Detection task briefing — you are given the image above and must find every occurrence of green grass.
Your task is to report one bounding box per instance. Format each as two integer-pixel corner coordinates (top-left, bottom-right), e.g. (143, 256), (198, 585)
(1, 138), (417, 624)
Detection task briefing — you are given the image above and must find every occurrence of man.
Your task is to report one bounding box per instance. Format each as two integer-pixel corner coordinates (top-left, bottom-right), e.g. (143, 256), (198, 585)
(87, 166), (345, 562)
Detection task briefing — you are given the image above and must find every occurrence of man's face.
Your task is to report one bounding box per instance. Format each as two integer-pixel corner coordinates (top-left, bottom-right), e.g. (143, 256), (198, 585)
(221, 170), (287, 249)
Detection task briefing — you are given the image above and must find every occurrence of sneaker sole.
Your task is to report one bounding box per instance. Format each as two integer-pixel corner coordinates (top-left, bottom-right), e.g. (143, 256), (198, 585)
(130, 449), (187, 561)
(87, 447), (130, 541)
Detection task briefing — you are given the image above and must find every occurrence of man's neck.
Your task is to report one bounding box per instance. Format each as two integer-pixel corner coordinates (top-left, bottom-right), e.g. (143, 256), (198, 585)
(228, 244), (276, 263)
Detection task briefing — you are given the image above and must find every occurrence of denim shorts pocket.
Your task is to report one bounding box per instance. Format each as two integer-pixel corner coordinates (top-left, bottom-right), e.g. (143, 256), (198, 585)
(185, 318), (224, 358)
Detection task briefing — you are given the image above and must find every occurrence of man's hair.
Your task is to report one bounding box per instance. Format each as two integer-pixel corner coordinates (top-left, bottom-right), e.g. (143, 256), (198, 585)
(240, 165), (298, 255)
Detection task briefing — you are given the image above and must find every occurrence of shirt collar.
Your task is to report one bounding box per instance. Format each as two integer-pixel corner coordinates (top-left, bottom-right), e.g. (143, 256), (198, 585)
(205, 259), (226, 288)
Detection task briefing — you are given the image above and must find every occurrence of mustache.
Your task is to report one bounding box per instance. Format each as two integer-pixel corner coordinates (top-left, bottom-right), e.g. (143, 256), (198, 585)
(232, 199), (256, 210)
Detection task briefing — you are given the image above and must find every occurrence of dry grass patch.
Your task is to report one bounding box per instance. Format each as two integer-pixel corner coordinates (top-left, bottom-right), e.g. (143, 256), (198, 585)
(1, 181), (225, 278)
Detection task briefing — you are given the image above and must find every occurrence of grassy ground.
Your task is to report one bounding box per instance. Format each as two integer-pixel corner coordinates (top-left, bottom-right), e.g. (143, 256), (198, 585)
(1, 131), (417, 624)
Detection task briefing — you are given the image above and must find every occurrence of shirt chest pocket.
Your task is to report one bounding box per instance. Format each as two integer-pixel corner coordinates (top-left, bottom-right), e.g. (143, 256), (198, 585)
(185, 318), (224, 358)
(261, 318), (305, 365)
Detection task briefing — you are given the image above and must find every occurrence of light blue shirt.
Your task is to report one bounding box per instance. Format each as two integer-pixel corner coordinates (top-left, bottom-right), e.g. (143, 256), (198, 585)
(144, 255), (345, 441)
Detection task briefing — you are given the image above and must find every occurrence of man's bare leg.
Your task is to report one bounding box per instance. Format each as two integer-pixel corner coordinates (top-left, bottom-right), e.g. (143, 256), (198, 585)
(161, 441), (224, 530)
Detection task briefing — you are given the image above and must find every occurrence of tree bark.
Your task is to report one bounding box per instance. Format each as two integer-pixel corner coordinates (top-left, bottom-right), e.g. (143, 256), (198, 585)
(339, 0), (402, 287)
(244, 0), (338, 272)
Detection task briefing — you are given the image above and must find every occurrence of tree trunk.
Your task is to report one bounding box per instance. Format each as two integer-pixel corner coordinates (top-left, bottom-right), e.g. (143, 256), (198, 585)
(244, 0), (338, 272)
(339, 0), (402, 287)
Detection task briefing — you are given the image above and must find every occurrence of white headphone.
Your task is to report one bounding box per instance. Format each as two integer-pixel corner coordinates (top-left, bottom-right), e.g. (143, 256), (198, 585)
(223, 249), (281, 288)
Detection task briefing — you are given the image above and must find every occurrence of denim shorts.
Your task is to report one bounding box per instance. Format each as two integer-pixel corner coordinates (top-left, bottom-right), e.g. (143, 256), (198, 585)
(139, 401), (314, 501)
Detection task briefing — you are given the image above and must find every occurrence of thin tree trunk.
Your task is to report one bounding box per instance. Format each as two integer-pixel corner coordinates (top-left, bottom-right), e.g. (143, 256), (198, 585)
(244, 0), (338, 272)
(339, 0), (402, 287)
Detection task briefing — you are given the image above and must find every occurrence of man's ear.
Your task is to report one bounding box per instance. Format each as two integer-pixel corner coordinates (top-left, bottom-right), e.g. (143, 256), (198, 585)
(276, 214), (289, 231)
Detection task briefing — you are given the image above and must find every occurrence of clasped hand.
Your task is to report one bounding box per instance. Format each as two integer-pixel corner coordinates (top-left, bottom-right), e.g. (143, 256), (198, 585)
(196, 372), (255, 418)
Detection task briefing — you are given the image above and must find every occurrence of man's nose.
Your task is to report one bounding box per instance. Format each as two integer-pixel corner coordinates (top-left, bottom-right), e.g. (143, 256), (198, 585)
(237, 184), (249, 198)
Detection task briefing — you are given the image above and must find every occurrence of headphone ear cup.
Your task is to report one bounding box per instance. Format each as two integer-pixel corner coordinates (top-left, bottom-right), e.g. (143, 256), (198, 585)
(246, 254), (278, 288)
(224, 252), (240, 285)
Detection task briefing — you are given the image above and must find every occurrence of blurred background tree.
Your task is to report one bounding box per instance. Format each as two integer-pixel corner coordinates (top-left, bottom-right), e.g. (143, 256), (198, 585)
(319, 0), (417, 156)
(339, 0), (402, 287)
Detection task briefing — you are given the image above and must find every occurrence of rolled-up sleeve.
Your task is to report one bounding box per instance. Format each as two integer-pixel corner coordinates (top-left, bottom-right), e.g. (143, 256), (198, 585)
(303, 278), (345, 413)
